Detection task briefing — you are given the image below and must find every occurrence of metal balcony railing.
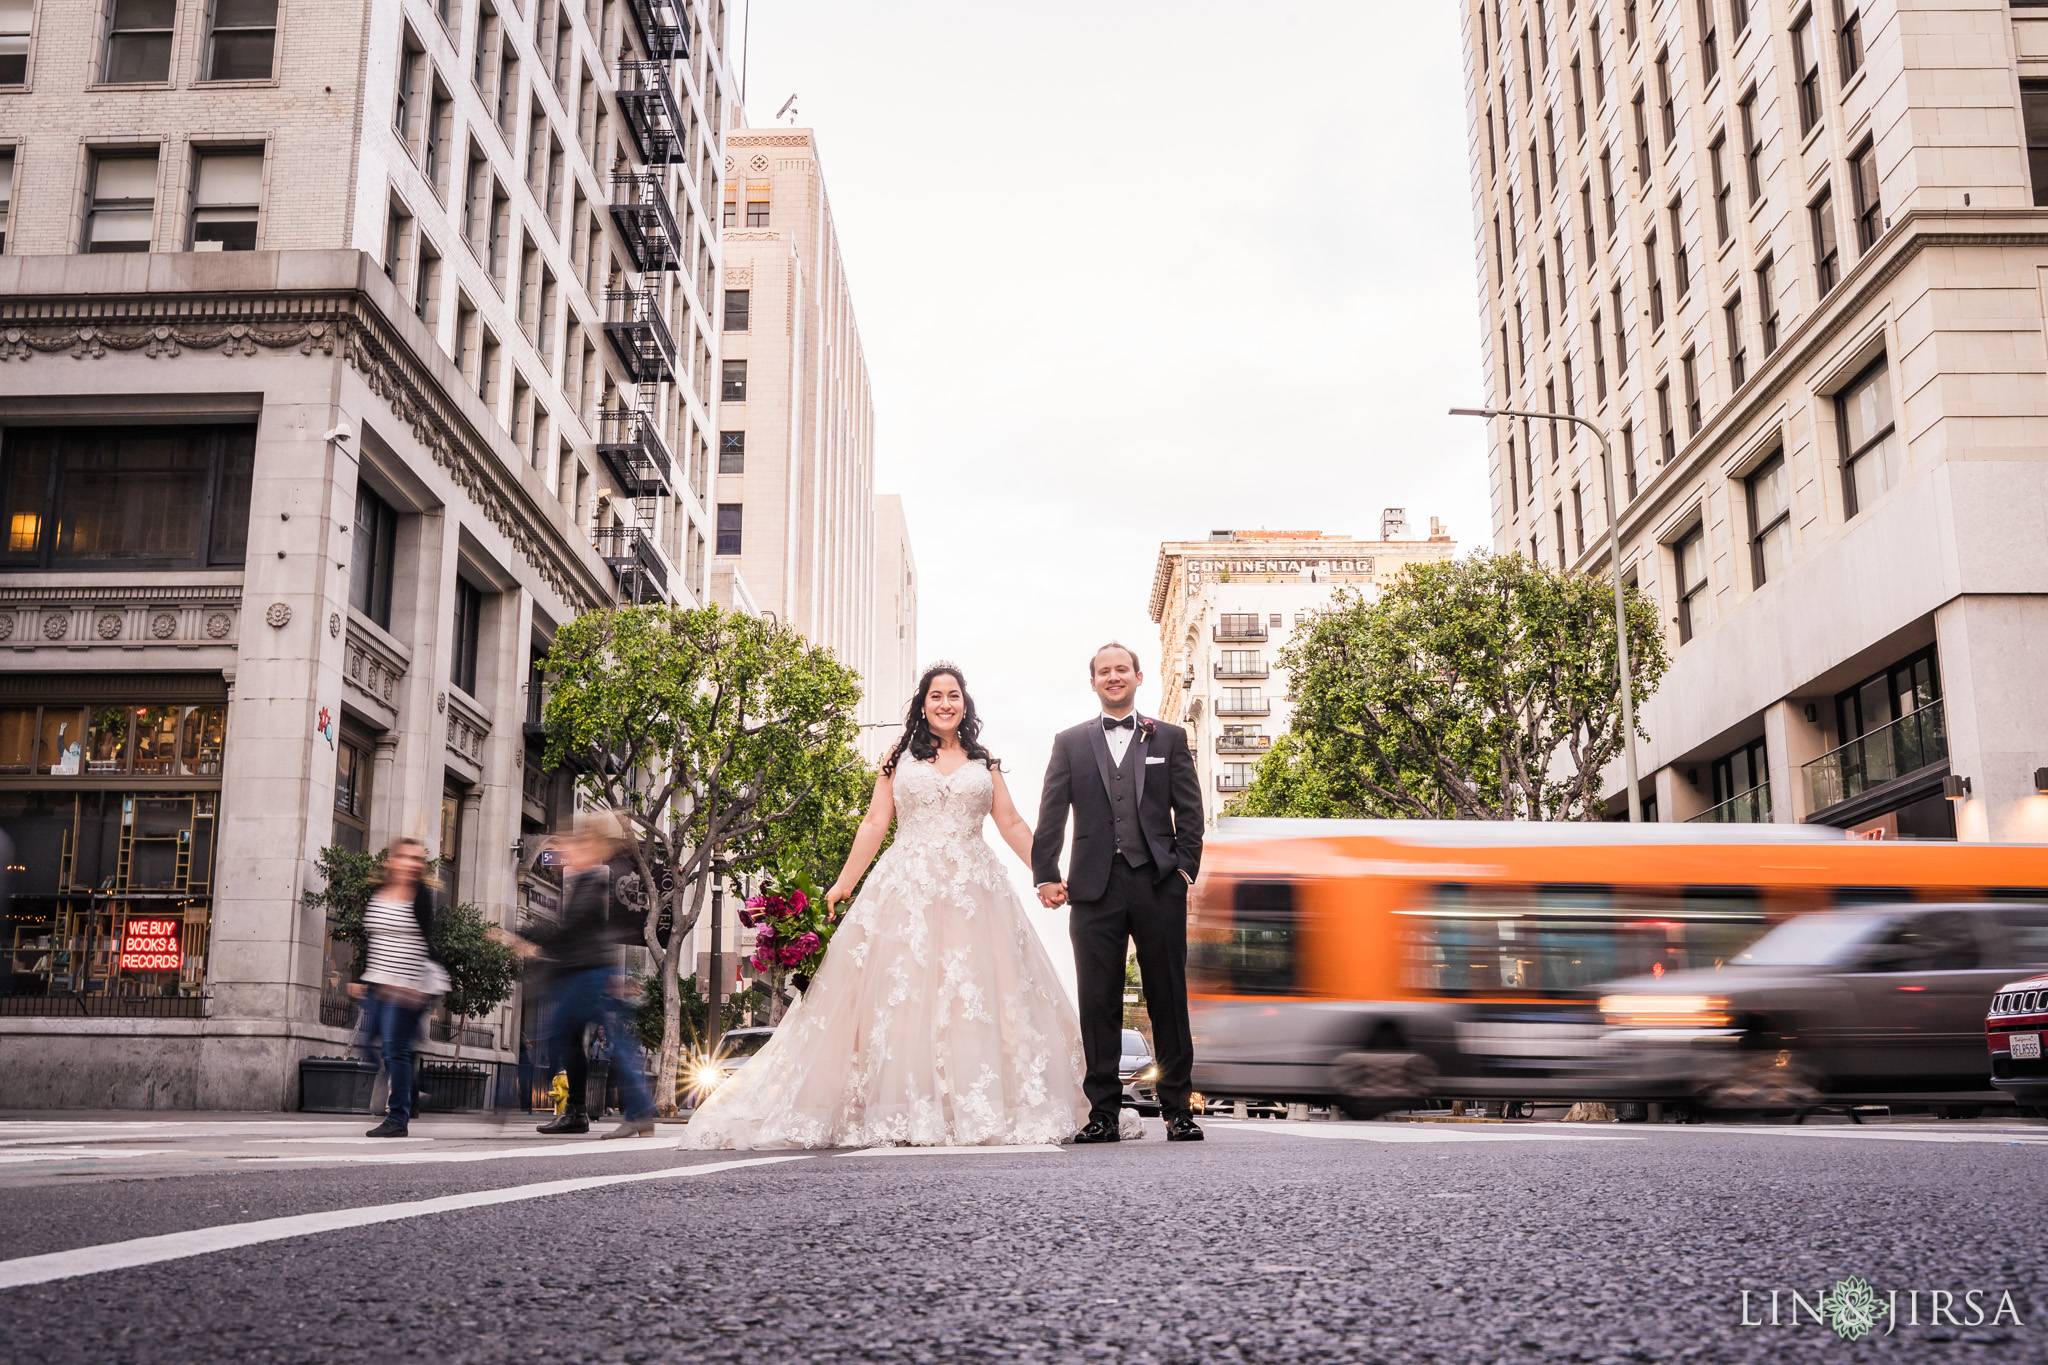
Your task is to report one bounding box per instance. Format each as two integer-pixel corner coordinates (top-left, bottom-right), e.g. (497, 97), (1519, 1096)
(1216, 774), (1253, 793)
(1212, 623), (1268, 642)
(625, 0), (683, 61)
(604, 287), (676, 383)
(1214, 699), (1270, 717)
(610, 170), (682, 273)
(1804, 700), (1948, 813)
(596, 409), (675, 497)
(592, 524), (671, 603)
(1215, 734), (1272, 756)
(615, 62), (684, 166)
(1213, 662), (1270, 679)
(1687, 782), (1773, 824)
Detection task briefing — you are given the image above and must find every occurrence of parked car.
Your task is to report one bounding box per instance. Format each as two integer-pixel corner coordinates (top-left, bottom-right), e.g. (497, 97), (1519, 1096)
(1592, 902), (2048, 1111)
(1119, 1028), (1160, 1114)
(1987, 971), (2048, 1117)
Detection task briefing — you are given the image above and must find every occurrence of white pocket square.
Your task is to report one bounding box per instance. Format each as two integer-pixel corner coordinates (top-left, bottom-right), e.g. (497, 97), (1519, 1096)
(1145, 756), (1167, 765)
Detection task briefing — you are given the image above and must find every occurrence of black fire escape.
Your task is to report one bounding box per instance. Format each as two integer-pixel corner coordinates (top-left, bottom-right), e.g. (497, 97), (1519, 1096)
(591, 524), (670, 605)
(624, 0), (685, 63)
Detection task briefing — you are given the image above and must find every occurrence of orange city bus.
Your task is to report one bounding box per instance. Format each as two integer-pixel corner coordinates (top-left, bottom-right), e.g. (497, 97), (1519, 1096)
(1185, 818), (2048, 1115)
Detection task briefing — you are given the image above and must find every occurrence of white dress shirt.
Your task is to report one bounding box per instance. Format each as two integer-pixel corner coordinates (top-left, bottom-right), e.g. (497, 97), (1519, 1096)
(1100, 710), (1139, 766)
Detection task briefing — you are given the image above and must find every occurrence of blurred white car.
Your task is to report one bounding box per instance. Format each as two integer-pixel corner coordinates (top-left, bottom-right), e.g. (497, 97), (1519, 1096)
(1119, 1028), (1160, 1114)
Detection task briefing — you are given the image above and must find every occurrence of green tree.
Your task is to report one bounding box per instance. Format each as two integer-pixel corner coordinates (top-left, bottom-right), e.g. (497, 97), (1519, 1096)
(542, 602), (864, 1113)
(432, 901), (521, 1062)
(1237, 554), (1669, 822)
(303, 845), (385, 977)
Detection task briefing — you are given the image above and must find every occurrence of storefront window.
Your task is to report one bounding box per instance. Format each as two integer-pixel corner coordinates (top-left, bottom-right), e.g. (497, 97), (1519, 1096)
(133, 705), (180, 775)
(0, 701), (226, 781)
(180, 705), (226, 776)
(87, 707), (130, 774)
(38, 707), (85, 775)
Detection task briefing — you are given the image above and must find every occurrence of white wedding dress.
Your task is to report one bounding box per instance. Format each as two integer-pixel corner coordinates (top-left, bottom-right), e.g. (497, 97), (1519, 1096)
(680, 757), (1089, 1149)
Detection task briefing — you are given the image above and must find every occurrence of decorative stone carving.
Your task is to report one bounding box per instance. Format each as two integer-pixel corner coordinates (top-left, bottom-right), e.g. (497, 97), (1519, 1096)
(342, 622), (408, 712)
(445, 695), (490, 765)
(436, 691), (446, 714)
(329, 611), (341, 638)
(0, 614), (12, 640)
(206, 612), (233, 639)
(748, 153), (769, 172)
(726, 267), (753, 289)
(151, 612), (178, 639)
(723, 154), (734, 174)
(265, 602), (291, 628)
(725, 133), (811, 148)
(96, 612), (123, 639)
(42, 615), (66, 640)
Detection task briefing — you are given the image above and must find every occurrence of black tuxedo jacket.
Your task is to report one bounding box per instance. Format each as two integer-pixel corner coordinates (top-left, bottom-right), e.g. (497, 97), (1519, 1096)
(1032, 715), (1205, 903)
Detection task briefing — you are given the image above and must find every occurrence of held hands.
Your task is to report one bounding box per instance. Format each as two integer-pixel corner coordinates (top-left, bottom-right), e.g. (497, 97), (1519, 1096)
(1036, 882), (1068, 909)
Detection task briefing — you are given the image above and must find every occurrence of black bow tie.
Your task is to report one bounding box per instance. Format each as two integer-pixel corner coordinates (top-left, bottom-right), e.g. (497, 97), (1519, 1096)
(1102, 715), (1135, 732)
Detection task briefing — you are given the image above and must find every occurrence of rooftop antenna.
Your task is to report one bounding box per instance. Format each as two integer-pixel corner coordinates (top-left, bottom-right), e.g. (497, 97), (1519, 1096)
(776, 93), (799, 125)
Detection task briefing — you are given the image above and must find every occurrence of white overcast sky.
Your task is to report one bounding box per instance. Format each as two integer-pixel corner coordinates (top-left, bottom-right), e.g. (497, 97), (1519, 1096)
(742, 1), (1489, 968)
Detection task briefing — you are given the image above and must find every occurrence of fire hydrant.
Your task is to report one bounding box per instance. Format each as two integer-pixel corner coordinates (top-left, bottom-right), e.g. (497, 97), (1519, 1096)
(549, 1070), (570, 1115)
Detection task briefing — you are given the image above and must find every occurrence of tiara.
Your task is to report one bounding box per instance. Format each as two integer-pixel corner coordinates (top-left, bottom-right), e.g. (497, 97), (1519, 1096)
(920, 659), (965, 677)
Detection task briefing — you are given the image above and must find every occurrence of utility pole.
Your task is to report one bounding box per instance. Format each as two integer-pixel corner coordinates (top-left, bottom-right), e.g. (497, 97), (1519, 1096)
(705, 857), (729, 1058)
(1450, 406), (1644, 822)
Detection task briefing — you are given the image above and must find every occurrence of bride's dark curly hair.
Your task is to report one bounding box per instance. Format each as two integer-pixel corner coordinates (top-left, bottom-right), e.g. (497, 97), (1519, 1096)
(881, 663), (1000, 777)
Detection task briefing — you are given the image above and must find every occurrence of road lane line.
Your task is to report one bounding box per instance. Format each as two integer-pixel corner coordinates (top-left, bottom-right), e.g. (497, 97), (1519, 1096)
(0, 1154), (810, 1291)
(244, 1134), (688, 1164)
(843, 1143), (1063, 1157)
(1206, 1120), (1643, 1144)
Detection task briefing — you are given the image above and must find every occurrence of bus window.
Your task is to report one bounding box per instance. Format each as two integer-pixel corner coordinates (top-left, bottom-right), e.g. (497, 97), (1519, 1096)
(1405, 884), (1625, 995)
(1189, 880), (1299, 995)
(1992, 903), (2048, 967)
(1835, 886), (1914, 905)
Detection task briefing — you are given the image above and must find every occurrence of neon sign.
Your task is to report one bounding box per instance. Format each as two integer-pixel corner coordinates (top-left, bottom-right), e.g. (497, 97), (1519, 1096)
(119, 918), (183, 971)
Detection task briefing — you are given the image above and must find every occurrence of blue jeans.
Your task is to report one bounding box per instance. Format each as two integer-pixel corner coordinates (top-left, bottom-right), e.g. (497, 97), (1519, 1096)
(366, 991), (427, 1123)
(551, 967), (655, 1120)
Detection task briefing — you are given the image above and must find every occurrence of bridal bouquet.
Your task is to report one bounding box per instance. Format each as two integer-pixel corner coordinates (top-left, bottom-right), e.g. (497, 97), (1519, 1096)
(742, 856), (838, 989)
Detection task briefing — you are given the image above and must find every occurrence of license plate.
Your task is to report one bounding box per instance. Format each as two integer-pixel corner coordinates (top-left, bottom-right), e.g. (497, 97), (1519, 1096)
(2012, 1033), (2042, 1060)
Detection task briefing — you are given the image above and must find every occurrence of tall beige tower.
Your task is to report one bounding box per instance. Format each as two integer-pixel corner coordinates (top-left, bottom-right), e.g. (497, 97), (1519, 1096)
(712, 127), (877, 718)
(1461, 0), (2048, 839)
(867, 493), (918, 757)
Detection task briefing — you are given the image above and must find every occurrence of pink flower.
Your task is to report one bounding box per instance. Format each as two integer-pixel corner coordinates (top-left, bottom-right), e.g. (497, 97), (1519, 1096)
(790, 890), (809, 912)
(737, 907), (759, 928)
(792, 932), (821, 958)
(745, 895), (767, 910)
(749, 945), (775, 972)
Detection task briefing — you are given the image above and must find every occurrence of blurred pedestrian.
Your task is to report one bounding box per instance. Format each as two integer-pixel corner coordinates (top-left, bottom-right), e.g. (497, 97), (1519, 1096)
(361, 838), (448, 1138)
(500, 816), (657, 1139)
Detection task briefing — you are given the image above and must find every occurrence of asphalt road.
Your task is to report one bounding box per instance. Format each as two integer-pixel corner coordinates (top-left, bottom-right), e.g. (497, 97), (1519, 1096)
(2, 1111), (2045, 1363)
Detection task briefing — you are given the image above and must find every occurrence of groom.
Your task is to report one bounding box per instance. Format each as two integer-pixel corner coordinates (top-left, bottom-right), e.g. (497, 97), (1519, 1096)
(1034, 643), (1205, 1143)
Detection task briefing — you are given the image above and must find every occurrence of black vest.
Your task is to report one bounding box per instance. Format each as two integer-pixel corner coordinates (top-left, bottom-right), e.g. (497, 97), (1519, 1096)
(1106, 738), (1152, 867)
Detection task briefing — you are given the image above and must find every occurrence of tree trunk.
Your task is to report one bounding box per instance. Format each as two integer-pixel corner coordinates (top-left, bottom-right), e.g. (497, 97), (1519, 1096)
(652, 873), (712, 1116)
(452, 1016), (465, 1065)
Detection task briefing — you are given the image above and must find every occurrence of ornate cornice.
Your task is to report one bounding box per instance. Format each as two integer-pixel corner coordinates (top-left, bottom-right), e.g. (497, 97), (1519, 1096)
(0, 584), (241, 649)
(342, 617), (408, 719)
(0, 282), (608, 613)
(446, 691), (490, 766)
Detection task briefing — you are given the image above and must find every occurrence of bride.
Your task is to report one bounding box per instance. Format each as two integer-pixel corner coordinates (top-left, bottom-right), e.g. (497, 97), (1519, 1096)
(680, 663), (1089, 1148)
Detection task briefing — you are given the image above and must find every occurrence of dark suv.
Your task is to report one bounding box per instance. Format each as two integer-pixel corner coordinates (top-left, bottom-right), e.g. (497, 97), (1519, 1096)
(1593, 902), (2048, 1110)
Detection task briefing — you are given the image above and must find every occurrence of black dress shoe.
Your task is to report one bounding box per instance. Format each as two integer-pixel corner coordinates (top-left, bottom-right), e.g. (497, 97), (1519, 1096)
(1164, 1113), (1204, 1142)
(536, 1109), (590, 1135)
(364, 1118), (409, 1138)
(1071, 1117), (1121, 1144)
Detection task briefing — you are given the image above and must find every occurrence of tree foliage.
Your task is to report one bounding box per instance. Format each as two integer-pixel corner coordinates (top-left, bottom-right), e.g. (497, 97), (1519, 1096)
(303, 845), (386, 977)
(1236, 554), (1669, 822)
(432, 901), (521, 1043)
(541, 602), (864, 1112)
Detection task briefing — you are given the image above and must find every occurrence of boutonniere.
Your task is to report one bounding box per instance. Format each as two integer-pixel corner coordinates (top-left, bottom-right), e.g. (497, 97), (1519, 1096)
(1138, 716), (1157, 742)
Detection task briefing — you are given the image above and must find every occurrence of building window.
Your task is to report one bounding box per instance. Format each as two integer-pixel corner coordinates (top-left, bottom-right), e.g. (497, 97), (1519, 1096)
(1756, 255), (1778, 355)
(1669, 195), (1689, 299)
(0, 149), (13, 253)
(1580, 180), (1596, 270)
(206, 0), (278, 81)
(1792, 11), (1822, 136)
(334, 730), (373, 854)
(1644, 228), (1664, 329)
(383, 195), (413, 284)
(1724, 295), (1746, 388)
(716, 502), (742, 555)
(1621, 422), (1638, 499)
(721, 359), (747, 402)
(1709, 134), (1731, 243)
(350, 483), (399, 629)
(723, 288), (750, 331)
(1611, 284), (1628, 367)
(1834, 646), (1940, 753)
(1732, 0), (1750, 36)
(1697, 0), (1719, 83)
(746, 194), (769, 228)
(1681, 349), (1701, 435)
(1837, 357), (1897, 516)
(86, 150), (157, 253)
(1571, 484), (1585, 555)
(1746, 451), (1790, 586)
(190, 149), (262, 250)
(1739, 87), (1762, 202)
(1631, 89), (1650, 186)
(721, 194), (735, 229)
(103, 0), (173, 83)
(1811, 187), (1839, 293)
(1571, 55), (1585, 137)
(1712, 736), (1767, 811)
(0, 424), (255, 570)
(718, 431), (744, 474)
(450, 577), (482, 696)
(1836, 2), (1862, 83)
(1656, 378), (1675, 465)
(1673, 523), (1708, 643)
(1655, 49), (1675, 143)
(2025, 82), (2048, 207)
(1849, 139), (1881, 251)
(1592, 309), (1608, 399)
(0, 0), (31, 85)
(1600, 147), (1618, 233)
(1553, 505), (1567, 568)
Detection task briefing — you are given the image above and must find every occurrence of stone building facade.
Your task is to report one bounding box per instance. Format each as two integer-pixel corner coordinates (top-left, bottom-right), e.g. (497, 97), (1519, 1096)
(867, 492), (918, 756)
(1149, 518), (1458, 812)
(1463, 0), (2048, 838)
(711, 128), (880, 722)
(0, 0), (737, 1107)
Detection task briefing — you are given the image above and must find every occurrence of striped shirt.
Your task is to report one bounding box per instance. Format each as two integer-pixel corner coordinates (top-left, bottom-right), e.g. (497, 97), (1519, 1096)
(361, 892), (432, 991)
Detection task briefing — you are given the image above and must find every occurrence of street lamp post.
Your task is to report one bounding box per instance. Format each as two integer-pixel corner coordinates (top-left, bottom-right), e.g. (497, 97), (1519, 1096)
(706, 856), (729, 1059)
(1450, 405), (1643, 823)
